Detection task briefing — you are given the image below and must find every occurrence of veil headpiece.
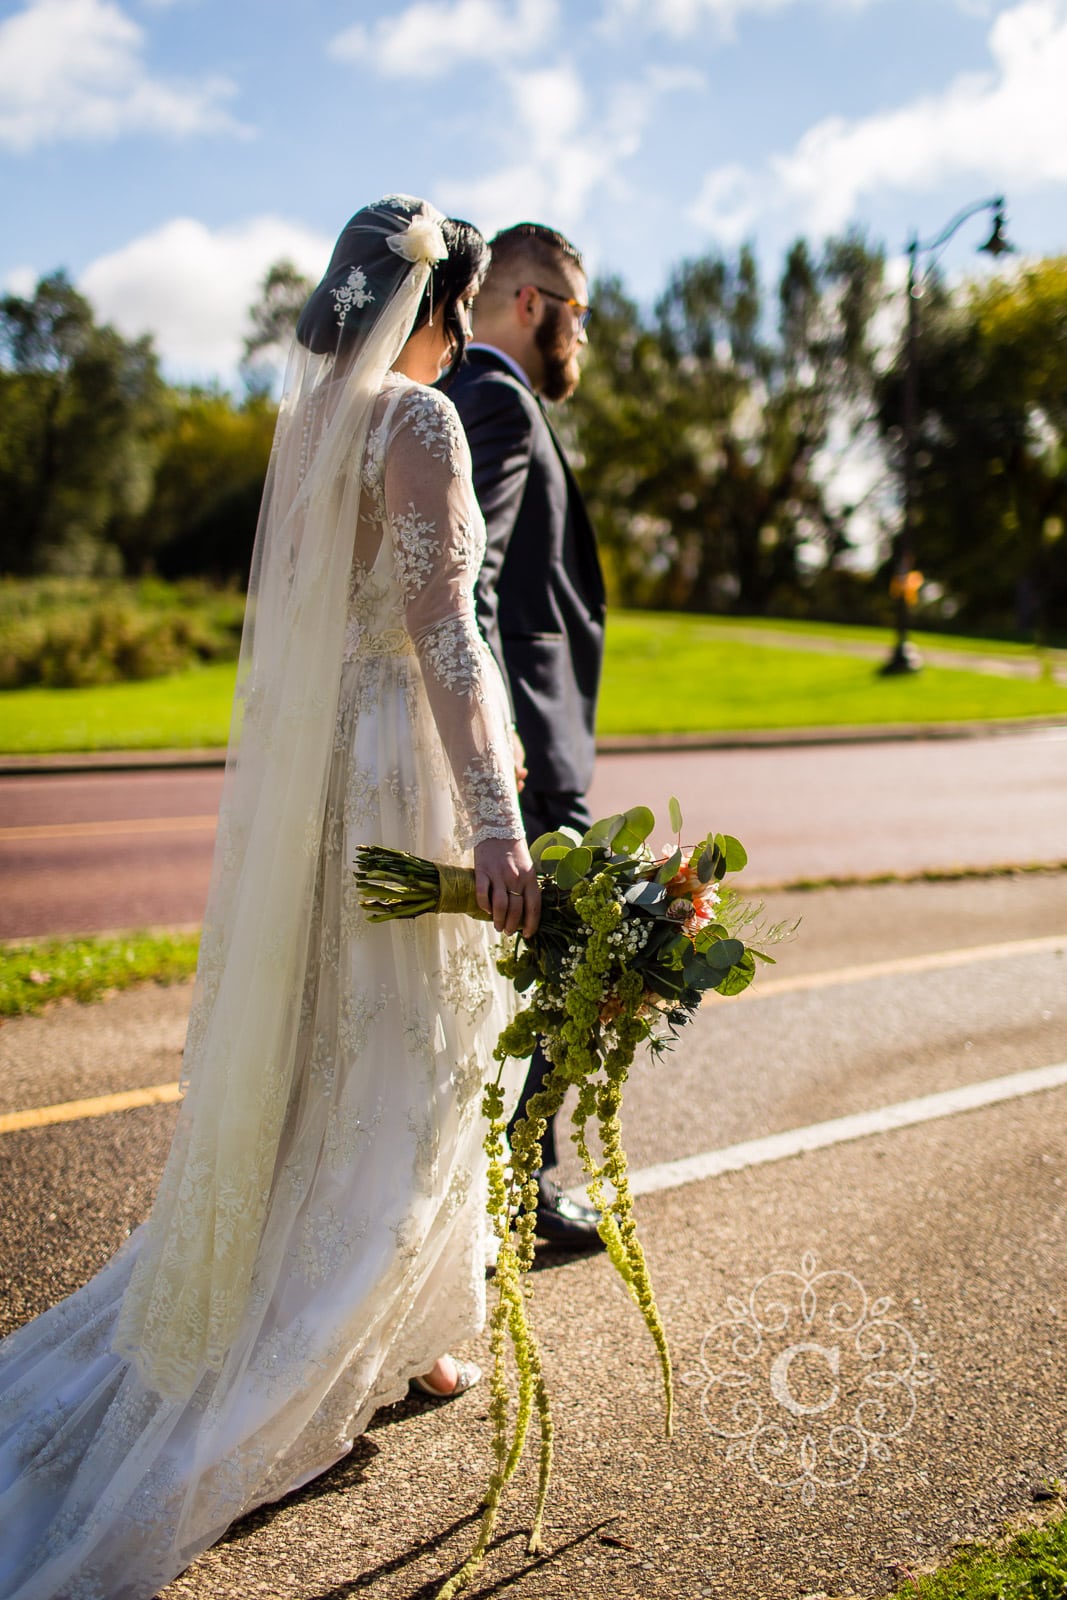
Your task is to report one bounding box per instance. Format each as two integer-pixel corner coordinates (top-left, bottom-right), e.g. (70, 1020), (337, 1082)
(113, 196), (448, 1401)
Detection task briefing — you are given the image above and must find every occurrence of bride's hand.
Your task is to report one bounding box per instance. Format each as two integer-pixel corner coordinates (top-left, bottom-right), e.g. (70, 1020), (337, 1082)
(474, 836), (540, 939)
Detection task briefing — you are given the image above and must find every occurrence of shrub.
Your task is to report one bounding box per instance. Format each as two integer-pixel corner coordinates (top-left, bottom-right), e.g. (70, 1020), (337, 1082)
(0, 578), (245, 688)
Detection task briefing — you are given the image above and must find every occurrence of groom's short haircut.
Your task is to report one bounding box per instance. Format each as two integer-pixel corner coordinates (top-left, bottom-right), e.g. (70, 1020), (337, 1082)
(485, 223), (585, 287)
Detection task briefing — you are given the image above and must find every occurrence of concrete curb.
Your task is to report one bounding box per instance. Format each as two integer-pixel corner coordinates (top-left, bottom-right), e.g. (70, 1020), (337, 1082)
(596, 714), (1067, 752)
(0, 749), (229, 777)
(1, 715), (1065, 776)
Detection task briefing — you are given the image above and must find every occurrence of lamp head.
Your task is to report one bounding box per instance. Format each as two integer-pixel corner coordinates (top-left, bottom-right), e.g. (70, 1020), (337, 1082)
(980, 203), (1015, 258)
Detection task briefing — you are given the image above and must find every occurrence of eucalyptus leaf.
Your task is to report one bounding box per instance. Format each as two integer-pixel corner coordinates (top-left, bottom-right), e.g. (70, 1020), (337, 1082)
(640, 921), (684, 958)
(536, 845), (570, 878)
(715, 833), (748, 873)
(555, 846), (593, 892)
(682, 958), (722, 991)
(696, 840), (718, 883)
(623, 880), (666, 911)
(613, 804), (656, 853)
(705, 938), (745, 970)
(668, 796), (683, 834)
(642, 968), (688, 1001)
(656, 848), (683, 884)
(530, 829), (581, 864)
(582, 814), (625, 850)
(714, 951), (756, 996)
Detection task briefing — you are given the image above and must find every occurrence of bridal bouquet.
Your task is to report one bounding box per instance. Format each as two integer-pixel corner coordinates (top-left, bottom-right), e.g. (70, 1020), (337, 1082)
(355, 803), (782, 1596)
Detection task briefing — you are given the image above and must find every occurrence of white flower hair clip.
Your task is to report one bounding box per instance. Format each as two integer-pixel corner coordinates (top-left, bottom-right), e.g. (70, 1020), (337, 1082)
(387, 214), (448, 268)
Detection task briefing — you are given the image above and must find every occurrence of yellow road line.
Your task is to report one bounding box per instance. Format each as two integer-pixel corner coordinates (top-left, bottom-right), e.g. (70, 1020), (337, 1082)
(0, 815), (217, 842)
(1, 1081), (182, 1134)
(3, 932), (1064, 1135)
(736, 932), (1067, 999)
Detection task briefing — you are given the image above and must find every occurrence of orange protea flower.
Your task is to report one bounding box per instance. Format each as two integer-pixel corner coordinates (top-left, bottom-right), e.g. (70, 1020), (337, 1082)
(664, 861), (721, 934)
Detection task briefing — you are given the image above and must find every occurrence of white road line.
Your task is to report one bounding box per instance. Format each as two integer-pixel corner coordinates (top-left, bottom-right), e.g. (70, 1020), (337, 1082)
(618, 1060), (1067, 1199)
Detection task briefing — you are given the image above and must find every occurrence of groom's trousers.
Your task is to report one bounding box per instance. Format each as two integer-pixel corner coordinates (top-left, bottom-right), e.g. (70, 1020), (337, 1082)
(506, 786), (593, 1169)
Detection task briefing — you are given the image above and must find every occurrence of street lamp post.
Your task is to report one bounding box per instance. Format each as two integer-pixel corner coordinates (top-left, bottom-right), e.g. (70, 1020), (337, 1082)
(882, 196), (1014, 675)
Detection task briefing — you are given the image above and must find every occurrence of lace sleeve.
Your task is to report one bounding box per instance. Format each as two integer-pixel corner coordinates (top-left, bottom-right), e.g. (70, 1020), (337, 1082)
(384, 384), (524, 847)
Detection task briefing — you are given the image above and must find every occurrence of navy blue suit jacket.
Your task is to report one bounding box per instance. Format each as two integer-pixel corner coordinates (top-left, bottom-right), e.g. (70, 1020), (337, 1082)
(446, 348), (605, 797)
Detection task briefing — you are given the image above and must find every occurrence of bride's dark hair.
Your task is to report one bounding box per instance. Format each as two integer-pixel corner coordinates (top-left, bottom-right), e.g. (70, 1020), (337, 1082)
(295, 200), (488, 376)
(412, 218), (489, 377)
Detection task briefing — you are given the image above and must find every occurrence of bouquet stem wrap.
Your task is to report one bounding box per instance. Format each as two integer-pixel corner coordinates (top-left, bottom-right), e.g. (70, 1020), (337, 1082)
(355, 845), (488, 921)
(437, 863), (486, 918)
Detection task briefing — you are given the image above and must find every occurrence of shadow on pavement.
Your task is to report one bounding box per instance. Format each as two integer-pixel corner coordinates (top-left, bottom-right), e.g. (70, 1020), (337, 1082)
(307, 1516), (619, 1599)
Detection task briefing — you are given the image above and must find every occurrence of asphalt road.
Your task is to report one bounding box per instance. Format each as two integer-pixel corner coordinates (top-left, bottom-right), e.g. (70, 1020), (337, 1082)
(2, 873), (1067, 1598)
(2, 734), (1066, 1597)
(1, 726), (1065, 938)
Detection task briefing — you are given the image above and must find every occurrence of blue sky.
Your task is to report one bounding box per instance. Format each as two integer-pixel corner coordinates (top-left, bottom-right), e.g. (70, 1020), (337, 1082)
(2, 0), (1065, 382)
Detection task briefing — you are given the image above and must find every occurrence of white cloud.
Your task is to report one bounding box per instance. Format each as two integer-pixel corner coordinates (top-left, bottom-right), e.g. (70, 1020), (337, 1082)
(690, 0), (1067, 240)
(439, 61), (705, 236)
(604, 0), (792, 35)
(329, 0), (558, 79)
(0, 0), (247, 152)
(79, 216), (331, 379)
(601, 0), (875, 39)
(3, 264), (40, 297)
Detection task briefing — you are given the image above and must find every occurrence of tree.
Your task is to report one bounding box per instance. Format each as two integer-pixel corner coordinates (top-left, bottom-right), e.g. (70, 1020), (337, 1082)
(0, 274), (165, 575)
(569, 235), (885, 615)
(125, 389), (277, 582)
(879, 257), (1067, 638)
(240, 259), (313, 396)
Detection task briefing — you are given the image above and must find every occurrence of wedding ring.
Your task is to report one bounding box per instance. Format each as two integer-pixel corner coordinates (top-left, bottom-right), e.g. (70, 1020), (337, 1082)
(506, 888), (523, 897)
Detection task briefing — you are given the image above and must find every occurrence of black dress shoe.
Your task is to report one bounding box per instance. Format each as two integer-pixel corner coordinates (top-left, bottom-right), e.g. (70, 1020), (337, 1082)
(534, 1176), (606, 1250)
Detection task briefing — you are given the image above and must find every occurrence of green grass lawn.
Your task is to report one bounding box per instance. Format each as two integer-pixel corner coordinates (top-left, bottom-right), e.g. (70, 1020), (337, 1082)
(0, 660), (237, 753)
(886, 1504), (1067, 1598)
(1, 615), (1065, 754)
(598, 615), (1067, 735)
(0, 931), (200, 1016)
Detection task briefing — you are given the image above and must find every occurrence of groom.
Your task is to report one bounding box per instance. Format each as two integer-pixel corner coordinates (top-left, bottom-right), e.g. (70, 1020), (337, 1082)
(447, 222), (606, 1249)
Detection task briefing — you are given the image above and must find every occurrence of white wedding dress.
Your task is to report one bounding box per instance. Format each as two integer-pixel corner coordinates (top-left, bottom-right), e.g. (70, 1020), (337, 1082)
(0, 374), (527, 1600)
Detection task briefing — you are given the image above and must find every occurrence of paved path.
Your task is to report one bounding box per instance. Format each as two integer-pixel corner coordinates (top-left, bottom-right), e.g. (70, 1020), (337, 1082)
(712, 624), (1067, 684)
(2, 729), (1065, 1596)
(1, 728), (1065, 938)
(2, 875), (1066, 1597)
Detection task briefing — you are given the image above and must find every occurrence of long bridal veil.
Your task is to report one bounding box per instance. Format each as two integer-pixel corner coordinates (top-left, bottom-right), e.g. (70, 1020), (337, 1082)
(113, 199), (449, 1403)
(0, 197), (523, 1600)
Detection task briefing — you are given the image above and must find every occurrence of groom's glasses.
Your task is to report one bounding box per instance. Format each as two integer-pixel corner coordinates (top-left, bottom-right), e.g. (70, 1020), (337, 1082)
(521, 284), (592, 329)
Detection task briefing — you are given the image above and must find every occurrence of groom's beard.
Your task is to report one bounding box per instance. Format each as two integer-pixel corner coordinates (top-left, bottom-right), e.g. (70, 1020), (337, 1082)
(535, 306), (582, 402)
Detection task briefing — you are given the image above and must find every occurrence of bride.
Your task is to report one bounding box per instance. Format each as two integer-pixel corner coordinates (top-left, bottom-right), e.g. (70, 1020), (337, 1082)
(0, 195), (540, 1600)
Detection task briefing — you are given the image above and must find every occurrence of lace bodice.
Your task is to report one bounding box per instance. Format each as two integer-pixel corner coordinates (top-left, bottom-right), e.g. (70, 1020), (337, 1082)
(347, 375), (523, 847)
